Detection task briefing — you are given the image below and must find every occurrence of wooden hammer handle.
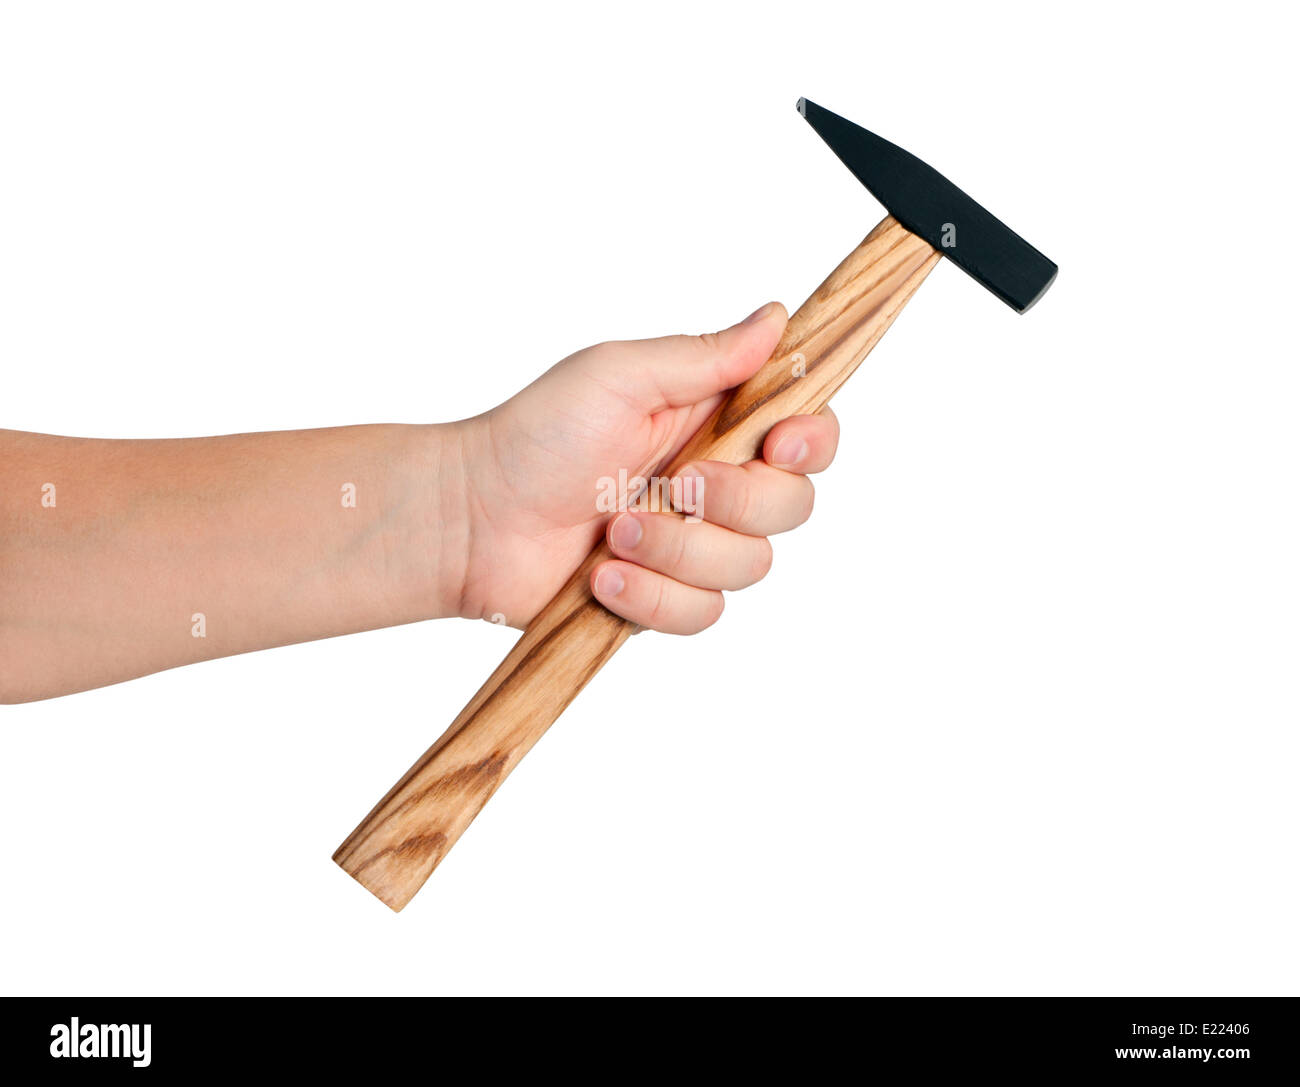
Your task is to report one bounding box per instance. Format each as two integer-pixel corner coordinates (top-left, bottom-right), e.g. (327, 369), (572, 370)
(334, 216), (940, 910)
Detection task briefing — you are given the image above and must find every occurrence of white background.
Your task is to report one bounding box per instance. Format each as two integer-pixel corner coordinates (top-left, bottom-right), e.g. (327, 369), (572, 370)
(1, 1), (1296, 996)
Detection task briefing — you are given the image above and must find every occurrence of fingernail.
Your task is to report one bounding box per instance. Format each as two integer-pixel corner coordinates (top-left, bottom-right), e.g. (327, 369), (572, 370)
(771, 436), (808, 467)
(594, 566), (625, 597)
(609, 513), (643, 550)
(741, 301), (777, 326)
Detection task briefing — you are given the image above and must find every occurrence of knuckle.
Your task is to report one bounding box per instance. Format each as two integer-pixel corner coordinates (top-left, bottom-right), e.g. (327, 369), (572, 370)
(669, 520), (692, 571)
(685, 591), (725, 634)
(796, 481), (816, 526)
(732, 470), (764, 530)
(751, 538), (774, 582)
(646, 575), (673, 628)
(693, 331), (723, 355)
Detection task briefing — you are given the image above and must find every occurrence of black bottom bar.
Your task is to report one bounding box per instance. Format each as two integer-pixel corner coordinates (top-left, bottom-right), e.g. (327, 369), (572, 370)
(1, 996), (1291, 1077)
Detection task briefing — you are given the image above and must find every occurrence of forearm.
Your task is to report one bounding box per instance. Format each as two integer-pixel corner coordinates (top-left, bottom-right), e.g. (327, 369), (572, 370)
(0, 423), (470, 702)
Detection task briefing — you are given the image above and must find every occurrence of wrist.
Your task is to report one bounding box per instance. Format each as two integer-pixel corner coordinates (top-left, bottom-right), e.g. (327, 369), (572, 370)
(408, 419), (478, 622)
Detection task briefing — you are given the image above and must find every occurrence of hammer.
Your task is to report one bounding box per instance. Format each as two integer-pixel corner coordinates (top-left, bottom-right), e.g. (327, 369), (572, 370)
(334, 98), (1058, 910)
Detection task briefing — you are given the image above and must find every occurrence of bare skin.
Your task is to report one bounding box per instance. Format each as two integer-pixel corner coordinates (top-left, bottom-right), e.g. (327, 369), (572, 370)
(0, 302), (839, 703)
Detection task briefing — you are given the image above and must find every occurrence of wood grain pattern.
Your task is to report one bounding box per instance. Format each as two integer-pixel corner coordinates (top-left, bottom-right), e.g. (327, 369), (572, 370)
(334, 216), (940, 910)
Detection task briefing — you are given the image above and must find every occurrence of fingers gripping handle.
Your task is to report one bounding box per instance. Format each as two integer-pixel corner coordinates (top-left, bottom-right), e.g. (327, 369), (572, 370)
(333, 217), (940, 910)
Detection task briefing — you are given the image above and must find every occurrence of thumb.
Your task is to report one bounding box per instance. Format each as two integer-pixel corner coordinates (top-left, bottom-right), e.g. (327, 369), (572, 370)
(601, 301), (788, 413)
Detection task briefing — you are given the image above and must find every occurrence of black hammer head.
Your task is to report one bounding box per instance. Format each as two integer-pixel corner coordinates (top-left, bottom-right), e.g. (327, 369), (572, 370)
(797, 98), (1057, 313)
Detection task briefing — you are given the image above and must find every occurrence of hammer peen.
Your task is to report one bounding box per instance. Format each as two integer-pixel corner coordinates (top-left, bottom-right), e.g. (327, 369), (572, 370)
(334, 98), (1058, 910)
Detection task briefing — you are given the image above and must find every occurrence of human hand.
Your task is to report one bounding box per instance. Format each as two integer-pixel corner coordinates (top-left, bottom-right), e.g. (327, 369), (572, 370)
(449, 302), (840, 633)
(0, 303), (839, 701)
